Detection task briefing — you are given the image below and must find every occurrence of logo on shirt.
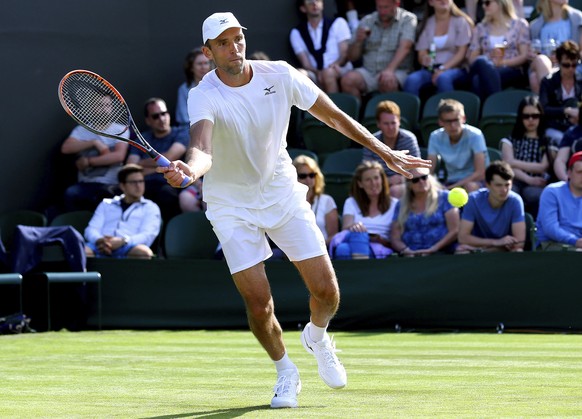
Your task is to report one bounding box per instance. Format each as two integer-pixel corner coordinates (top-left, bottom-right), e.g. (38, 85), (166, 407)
(264, 85), (276, 95)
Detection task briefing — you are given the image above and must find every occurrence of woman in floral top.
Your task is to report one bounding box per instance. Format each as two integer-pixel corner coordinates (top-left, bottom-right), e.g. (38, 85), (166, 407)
(390, 170), (460, 256)
(467, 0), (530, 101)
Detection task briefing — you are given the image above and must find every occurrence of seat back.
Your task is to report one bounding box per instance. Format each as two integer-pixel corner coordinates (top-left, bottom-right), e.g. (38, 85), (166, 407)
(0, 210), (47, 251)
(361, 92), (421, 133)
(481, 89), (531, 117)
(487, 147), (502, 162)
(49, 210), (94, 236)
(163, 212), (219, 259)
(524, 212), (537, 251)
(302, 93), (360, 162)
(287, 148), (319, 164)
(323, 173), (353, 214)
(322, 149), (363, 175)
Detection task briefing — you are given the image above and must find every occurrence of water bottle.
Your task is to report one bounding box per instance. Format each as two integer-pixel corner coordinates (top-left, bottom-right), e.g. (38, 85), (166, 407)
(428, 42), (436, 72)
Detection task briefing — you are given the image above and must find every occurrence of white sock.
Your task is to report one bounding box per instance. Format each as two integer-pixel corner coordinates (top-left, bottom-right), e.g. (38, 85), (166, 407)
(308, 321), (327, 342)
(274, 352), (296, 374)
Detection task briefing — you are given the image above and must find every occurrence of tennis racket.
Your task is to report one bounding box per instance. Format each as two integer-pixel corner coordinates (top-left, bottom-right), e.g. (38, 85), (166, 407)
(58, 69), (191, 187)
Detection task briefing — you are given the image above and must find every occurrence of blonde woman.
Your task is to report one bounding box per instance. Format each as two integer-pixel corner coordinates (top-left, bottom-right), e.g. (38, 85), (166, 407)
(467, 0), (530, 101)
(529, 0), (582, 94)
(330, 161), (397, 258)
(390, 169), (460, 256)
(403, 0), (474, 96)
(293, 155), (339, 245)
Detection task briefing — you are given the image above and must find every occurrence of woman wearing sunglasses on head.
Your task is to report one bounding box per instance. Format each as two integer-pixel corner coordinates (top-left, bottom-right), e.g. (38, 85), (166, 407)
(390, 169), (460, 256)
(293, 155), (339, 246)
(466, 0), (530, 102)
(500, 95), (551, 217)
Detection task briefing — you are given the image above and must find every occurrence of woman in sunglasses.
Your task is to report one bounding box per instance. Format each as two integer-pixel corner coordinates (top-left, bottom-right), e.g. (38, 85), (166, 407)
(539, 40), (582, 148)
(500, 95), (551, 217)
(329, 161), (397, 259)
(390, 169), (460, 256)
(466, 0), (530, 102)
(293, 155), (339, 246)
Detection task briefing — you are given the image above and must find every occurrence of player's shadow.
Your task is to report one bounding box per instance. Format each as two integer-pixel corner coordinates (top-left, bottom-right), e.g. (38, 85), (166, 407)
(142, 405), (271, 418)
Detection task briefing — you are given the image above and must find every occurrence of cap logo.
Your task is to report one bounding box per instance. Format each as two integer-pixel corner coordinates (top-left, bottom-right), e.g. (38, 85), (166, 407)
(219, 18), (228, 24)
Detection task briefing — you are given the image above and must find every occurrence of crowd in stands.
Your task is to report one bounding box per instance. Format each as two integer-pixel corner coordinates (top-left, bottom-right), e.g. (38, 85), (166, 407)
(20, 0), (581, 261)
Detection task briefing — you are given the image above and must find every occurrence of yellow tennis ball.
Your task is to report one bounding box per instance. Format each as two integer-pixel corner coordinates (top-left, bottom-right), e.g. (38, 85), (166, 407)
(448, 187), (468, 208)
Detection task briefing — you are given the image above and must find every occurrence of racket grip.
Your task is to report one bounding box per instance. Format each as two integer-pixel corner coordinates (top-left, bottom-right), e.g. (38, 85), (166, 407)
(155, 155), (193, 188)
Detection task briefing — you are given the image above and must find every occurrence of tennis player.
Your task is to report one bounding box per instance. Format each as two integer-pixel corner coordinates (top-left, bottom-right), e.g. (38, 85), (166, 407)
(159, 12), (431, 409)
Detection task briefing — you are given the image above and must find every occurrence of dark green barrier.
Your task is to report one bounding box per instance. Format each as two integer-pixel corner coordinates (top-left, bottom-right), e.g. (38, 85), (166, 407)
(86, 252), (582, 331)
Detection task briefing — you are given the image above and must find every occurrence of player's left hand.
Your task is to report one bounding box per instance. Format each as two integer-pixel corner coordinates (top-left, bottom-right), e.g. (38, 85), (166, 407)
(381, 149), (432, 179)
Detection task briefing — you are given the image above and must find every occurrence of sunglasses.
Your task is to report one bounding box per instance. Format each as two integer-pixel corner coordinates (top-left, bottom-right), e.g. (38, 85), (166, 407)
(482, 0), (495, 6)
(522, 113), (541, 120)
(560, 62), (579, 69)
(410, 174), (428, 184)
(298, 172), (316, 180)
(124, 180), (145, 186)
(150, 111), (169, 120)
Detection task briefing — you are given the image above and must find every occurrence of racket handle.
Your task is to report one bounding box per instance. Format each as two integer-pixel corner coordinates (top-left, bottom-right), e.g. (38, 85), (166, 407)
(154, 155), (193, 188)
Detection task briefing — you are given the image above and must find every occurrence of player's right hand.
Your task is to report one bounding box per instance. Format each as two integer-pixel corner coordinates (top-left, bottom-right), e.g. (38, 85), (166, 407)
(157, 160), (194, 188)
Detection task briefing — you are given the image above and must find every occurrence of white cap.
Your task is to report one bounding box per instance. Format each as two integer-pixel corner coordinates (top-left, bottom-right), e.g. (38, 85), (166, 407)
(202, 12), (247, 44)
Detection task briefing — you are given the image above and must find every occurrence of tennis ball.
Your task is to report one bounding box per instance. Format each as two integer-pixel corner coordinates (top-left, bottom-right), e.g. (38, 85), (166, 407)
(448, 187), (468, 208)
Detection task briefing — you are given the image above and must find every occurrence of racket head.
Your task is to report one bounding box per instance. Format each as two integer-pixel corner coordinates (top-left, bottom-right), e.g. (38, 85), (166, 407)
(58, 70), (131, 139)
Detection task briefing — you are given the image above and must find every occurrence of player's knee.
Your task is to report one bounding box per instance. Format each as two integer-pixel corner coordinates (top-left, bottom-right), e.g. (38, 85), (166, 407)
(245, 296), (275, 322)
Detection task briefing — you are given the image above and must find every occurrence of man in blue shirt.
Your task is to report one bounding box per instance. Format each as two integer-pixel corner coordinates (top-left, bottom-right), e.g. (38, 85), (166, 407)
(537, 151), (582, 250)
(127, 97), (189, 221)
(457, 160), (526, 253)
(428, 99), (489, 192)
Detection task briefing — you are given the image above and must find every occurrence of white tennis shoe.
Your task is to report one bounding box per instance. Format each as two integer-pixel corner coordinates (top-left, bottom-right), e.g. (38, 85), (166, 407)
(270, 368), (301, 408)
(301, 322), (347, 389)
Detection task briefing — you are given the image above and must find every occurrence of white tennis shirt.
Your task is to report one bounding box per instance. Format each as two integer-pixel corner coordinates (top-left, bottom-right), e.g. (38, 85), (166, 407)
(188, 60), (319, 209)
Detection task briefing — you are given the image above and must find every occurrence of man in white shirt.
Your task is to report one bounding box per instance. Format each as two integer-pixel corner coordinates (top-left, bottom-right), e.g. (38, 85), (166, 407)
(159, 12), (430, 409)
(290, 0), (353, 93)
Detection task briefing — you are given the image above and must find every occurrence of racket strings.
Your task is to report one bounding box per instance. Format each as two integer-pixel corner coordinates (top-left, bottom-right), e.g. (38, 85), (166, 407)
(61, 74), (129, 136)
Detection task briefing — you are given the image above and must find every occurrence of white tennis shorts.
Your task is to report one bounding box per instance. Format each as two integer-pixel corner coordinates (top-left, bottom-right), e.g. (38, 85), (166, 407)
(205, 189), (327, 274)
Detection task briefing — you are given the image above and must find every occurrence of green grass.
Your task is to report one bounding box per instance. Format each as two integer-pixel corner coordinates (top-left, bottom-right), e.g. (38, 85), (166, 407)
(1, 330), (581, 418)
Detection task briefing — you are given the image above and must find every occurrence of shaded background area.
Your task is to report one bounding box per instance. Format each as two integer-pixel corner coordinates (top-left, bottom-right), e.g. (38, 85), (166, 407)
(1, 0), (341, 214)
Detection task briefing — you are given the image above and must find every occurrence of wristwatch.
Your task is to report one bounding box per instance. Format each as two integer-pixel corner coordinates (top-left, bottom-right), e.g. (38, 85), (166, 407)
(438, 65), (445, 71)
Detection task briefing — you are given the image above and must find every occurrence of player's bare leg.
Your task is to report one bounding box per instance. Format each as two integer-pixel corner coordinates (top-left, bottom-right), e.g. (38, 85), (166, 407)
(232, 263), (301, 408)
(294, 255), (347, 389)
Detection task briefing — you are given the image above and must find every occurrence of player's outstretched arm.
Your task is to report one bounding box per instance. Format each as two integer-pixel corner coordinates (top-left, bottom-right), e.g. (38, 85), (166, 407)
(157, 119), (213, 188)
(307, 92), (431, 178)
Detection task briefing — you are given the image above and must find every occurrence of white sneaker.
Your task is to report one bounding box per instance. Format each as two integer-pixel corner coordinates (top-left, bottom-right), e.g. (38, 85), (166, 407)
(301, 322), (347, 389)
(270, 369), (301, 408)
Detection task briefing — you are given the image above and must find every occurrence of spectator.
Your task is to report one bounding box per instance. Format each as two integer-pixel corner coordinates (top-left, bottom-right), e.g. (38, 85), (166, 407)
(465, 0), (523, 24)
(126, 98), (189, 222)
(290, 0), (353, 93)
(539, 40), (582, 149)
(179, 178), (205, 213)
(362, 100), (420, 198)
(60, 93), (129, 212)
(554, 101), (582, 181)
(175, 49), (211, 128)
(537, 151), (582, 251)
(403, 0), (474, 98)
(293, 155), (339, 246)
(330, 161), (398, 258)
(427, 98), (489, 192)
(390, 169), (460, 256)
(457, 160), (526, 253)
(466, 0), (530, 102)
(500, 95), (551, 217)
(341, 0), (417, 100)
(528, 0), (582, 94)
(84, 164), (162, 259)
